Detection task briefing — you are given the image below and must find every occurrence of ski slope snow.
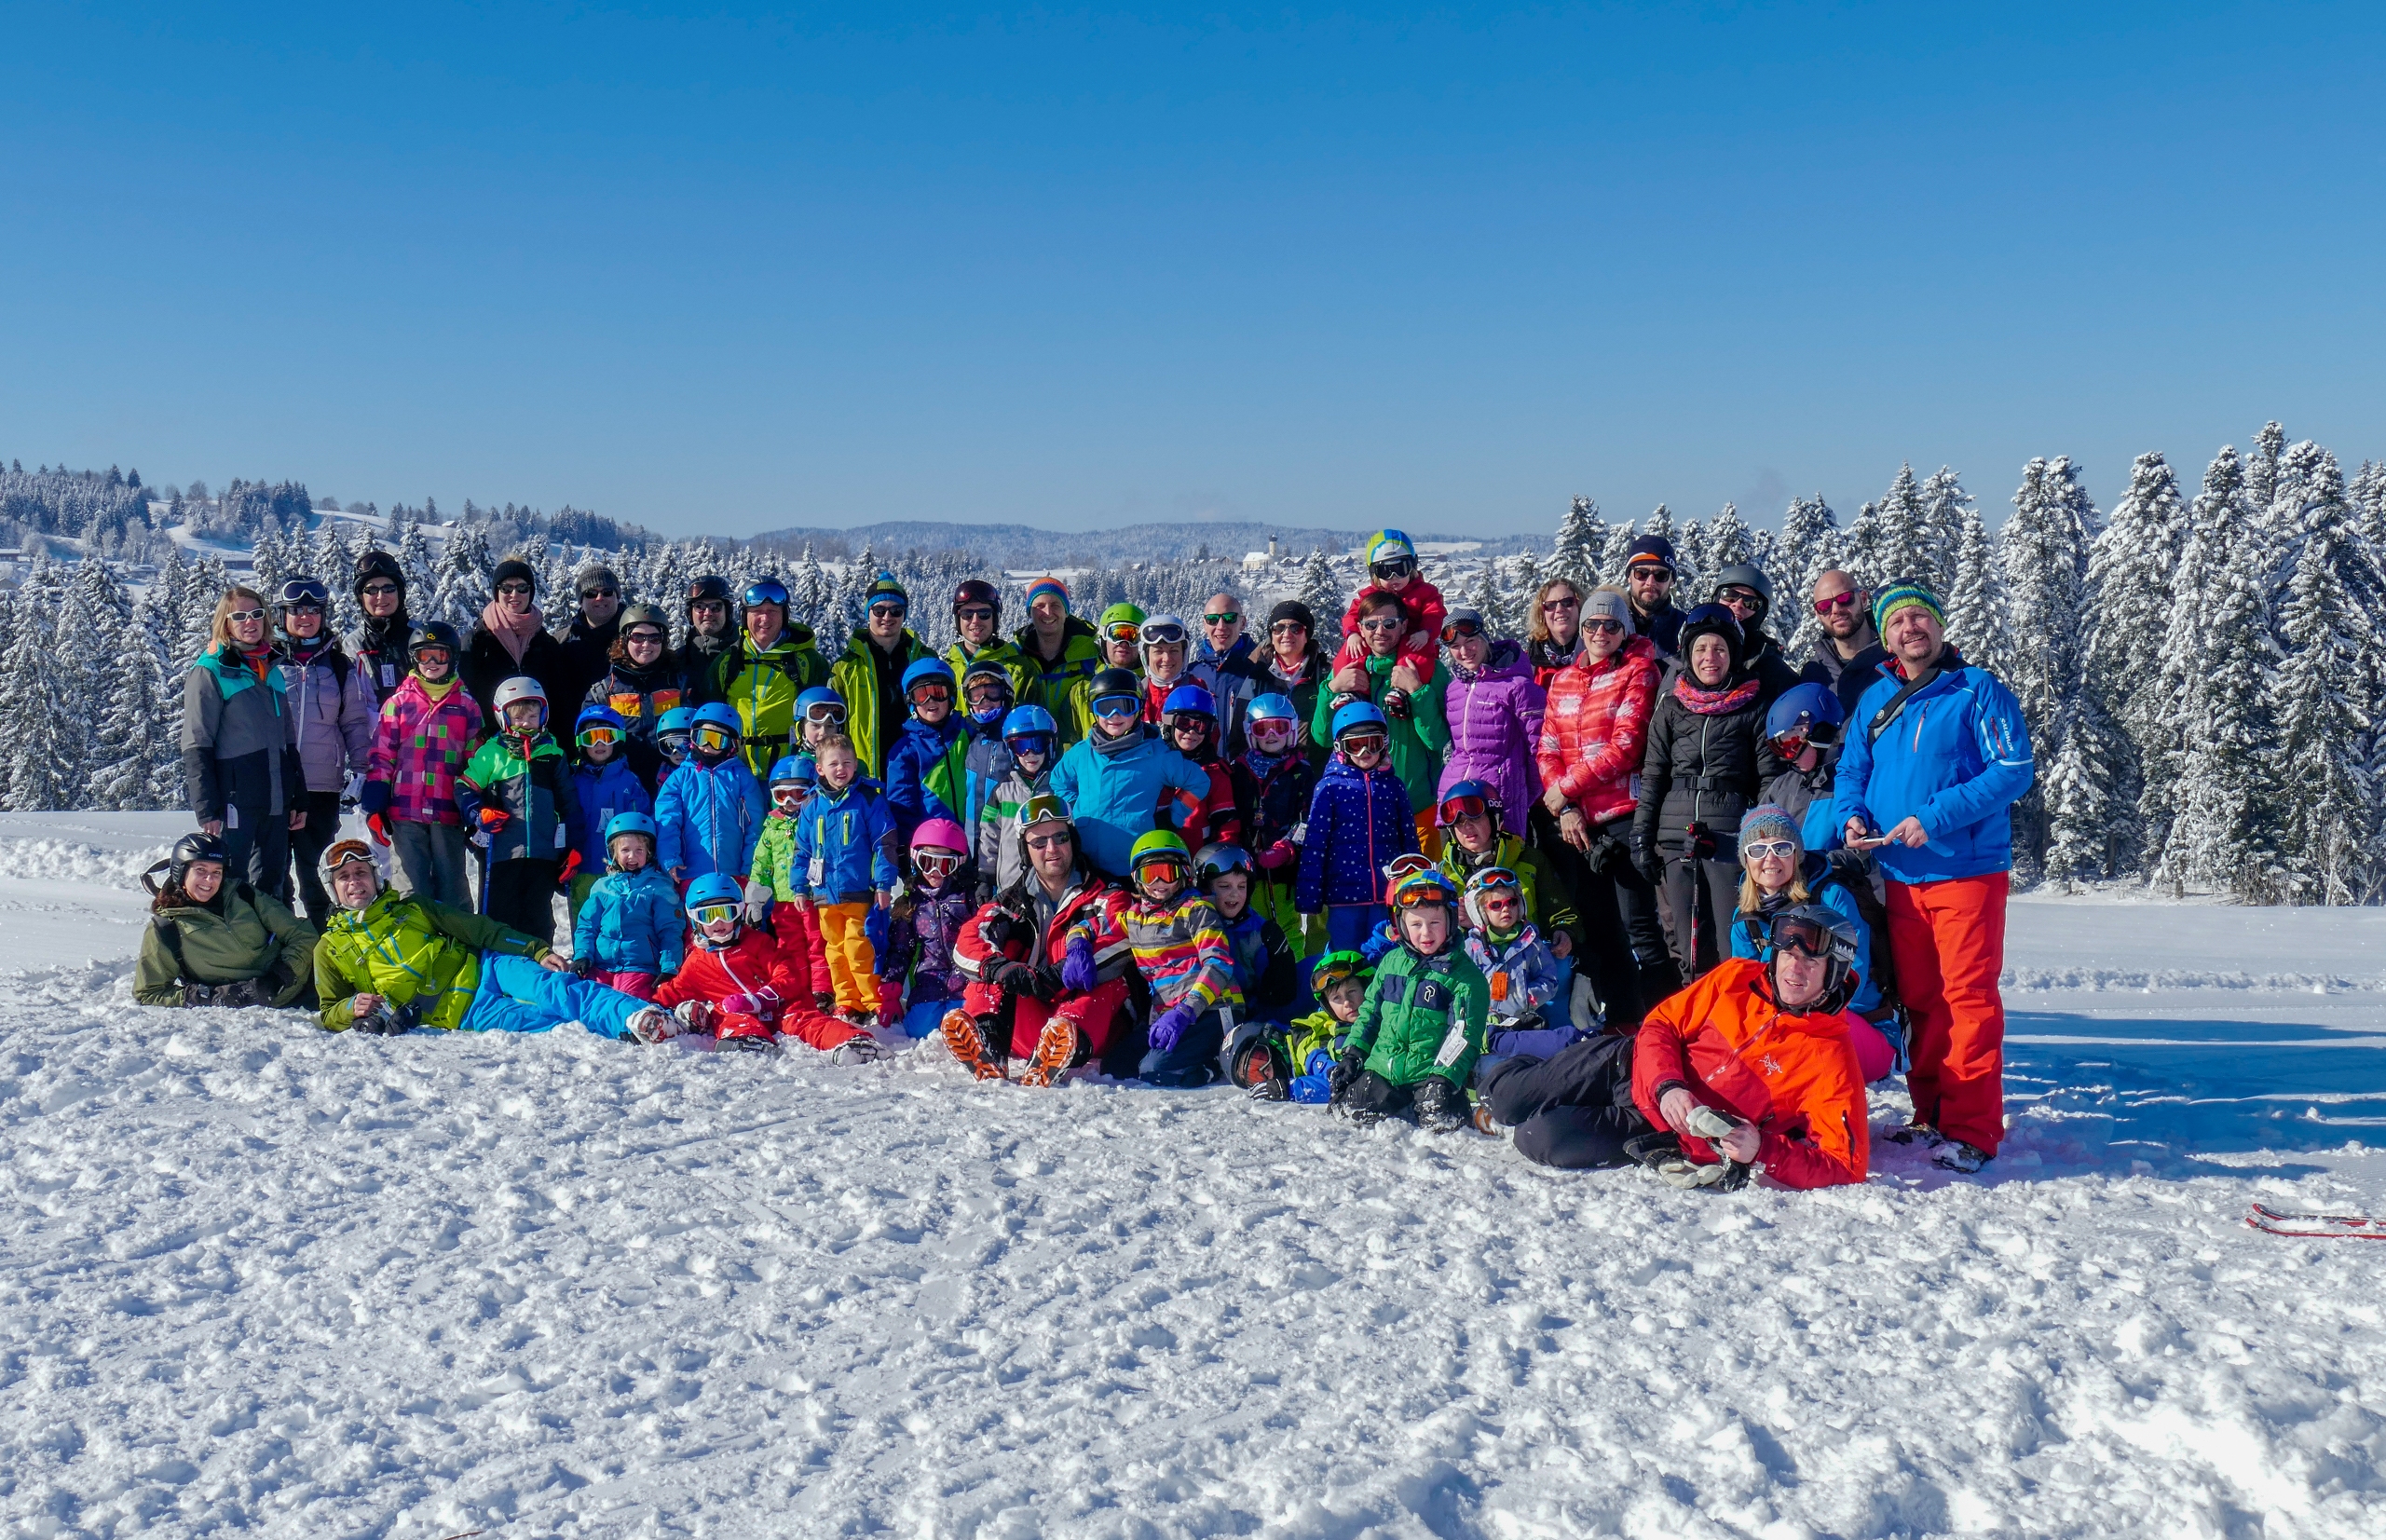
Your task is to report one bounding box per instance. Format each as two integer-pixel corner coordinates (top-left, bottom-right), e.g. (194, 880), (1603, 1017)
(3, 812), (2383, 1538)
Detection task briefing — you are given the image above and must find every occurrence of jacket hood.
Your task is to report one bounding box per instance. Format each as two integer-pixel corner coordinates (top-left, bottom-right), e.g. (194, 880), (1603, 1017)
(1456, 638), (1529, 679)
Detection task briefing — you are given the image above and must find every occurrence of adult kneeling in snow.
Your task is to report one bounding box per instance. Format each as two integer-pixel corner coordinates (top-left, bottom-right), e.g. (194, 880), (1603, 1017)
(135, 831), (319, 1009)
(1627, 903), (1872, 1191)
(310, 838), (672, 1042)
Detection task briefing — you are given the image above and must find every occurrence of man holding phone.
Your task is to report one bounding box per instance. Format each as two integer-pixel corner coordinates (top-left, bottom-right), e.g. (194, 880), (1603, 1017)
(1832, 580), (2034, 1175)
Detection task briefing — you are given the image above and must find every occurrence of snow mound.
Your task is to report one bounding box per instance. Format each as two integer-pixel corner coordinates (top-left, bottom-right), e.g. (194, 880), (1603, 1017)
(2006, 965), (2386, 992)
(0, 836), (171, 891)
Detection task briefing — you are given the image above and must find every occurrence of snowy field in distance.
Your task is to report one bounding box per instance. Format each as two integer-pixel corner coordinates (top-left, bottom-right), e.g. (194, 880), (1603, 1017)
(3, 811), (2383, 1539)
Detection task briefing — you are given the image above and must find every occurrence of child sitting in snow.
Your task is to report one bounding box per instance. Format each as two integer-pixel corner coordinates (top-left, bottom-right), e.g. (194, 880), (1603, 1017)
(1459, 865), (1585, 1065)
(1326, 868), (1487, 1133)
(569, 811), (681, 1000)
(876, 818), (978, 1039)
(749, 754), (835, 1011)
(1120, 830), (1242, 1088)
(1329, 528), (1446, 679)
(650, 874), (882, 1060)
(975, 704), (1058, 902)
(1248, 950), (1373, 1104)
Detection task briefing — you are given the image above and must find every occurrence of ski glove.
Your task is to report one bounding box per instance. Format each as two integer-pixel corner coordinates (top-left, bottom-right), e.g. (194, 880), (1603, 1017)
(557, 850), (582, 885)
(1148, 1000), (1201, 1052)
(1326, 1043), (1368, 1099)
(1632, 839), (1665, 888)
(365, 811), (394, 847)
(570, 955), (595, 978)
(1059, 935), (1097, 993)
(1256, 838), (1296, 871)
(478, 807), (511, 832)
(341, 771), (364, 811)
(720, 992), (770, 1017)
(988, 958), (1043, 998)
(1381, 688), (1411, 720)
(743, 879), (775, 926)
(359, 779), (393, 817)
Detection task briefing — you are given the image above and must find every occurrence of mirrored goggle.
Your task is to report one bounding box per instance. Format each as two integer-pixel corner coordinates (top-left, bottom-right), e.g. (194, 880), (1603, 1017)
(322, 843), (377, 875)
(1248, 715), (1295, 736)
(915, 850), (965, 876)
(1370, 556), (1417, 579)
(744, 580), (790, 607)
(689, 902), (742, 927)
(1391, 882), (1452, 910)
(1469, 869), (1522, 895)
(964, 682), (1011, 705)
(1437, 794), (1490, 825)
(770, 783), (810, 801)
(1104, 621), (1144, 643)
(1139, 622), (1187, 647)
(577, 726), (623, 747)
(908, 684), (952, 703)
(1005, 732), (1053, 756)
(411, 647), (452, 666)
(1767, 915), (1841, 961)
(1439, 618), (1484, 642)
(1383, 852), (1437, 882)
(1312, 961), (1365, 989)
(1165, 712), (1213, 734)
(1135, 857), (1186, 884)
(1091, 694), (1140, 718)
(692, 724), (740, 753)
(803, 700), (848, 724)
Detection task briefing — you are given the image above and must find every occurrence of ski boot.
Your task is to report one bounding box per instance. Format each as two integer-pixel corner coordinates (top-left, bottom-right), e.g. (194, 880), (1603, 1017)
(716, 1031), (779, 1055)
(1887, 1122), (1943, 1148)
(829, 1036), (888, 1066)
(1016, 1016), (1077, 1088)
(1413, 1076), (1469, 1134)
(1931, 1139), (1989, 1174)
(939, 1010), (1008, 1082)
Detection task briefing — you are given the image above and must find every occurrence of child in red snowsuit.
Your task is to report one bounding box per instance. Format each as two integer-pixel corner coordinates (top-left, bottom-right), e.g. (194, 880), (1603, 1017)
(653, 879), (880, 1057)
(1331, 528), (1445, 677)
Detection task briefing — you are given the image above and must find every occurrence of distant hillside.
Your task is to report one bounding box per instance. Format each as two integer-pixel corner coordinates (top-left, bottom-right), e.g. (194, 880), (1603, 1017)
(744, 519), (1545, 566)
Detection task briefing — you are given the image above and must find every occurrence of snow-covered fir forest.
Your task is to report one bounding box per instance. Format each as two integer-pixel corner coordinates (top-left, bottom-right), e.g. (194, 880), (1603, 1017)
(1, 417), (2377, 903)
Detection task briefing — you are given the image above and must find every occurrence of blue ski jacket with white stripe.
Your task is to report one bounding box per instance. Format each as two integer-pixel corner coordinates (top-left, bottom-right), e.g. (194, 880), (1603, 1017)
(1829, 650), (2035, 885)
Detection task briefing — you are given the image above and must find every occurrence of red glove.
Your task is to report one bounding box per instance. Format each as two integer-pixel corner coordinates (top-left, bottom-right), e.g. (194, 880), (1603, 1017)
(1257, 838), (1295, 871)
(366, 812), (393, 847)
(478, 807), (511, 831)
(557, 850), (582, 885)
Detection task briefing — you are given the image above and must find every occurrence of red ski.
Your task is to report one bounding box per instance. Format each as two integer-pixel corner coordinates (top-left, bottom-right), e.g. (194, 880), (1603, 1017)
(2247, 1201), (2386, 1239)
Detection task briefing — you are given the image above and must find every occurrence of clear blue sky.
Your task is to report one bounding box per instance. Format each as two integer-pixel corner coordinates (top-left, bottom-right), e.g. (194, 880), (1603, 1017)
(4, 3), (2380, 540)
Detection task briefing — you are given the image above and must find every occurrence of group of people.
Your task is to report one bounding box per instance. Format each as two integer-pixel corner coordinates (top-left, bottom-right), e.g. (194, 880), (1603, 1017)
(149, 526), (2034, 1188)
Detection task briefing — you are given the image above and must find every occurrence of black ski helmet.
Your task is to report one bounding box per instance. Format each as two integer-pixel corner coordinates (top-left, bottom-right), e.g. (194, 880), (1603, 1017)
(352, 549), (405, 598)
(1711, 564), (1774, 627)
(953, 578), (1002, 619)
(685, 575), (732, 618)
(143, 830), (228, 896)
(407, 620), (463, 659)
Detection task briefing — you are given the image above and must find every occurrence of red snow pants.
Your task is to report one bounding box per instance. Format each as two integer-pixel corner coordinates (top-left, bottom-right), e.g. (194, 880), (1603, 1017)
(961, 976), (1131, 1060)
(1884, 870), (2009, 1154)
(777, 900), (834, 1001)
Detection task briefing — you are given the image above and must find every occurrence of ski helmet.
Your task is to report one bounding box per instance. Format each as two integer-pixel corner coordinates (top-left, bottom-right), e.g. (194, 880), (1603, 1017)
(274, 578), (331, 615)
(617, 601), (670, 642)
(1711, 563), (1774, 619)
(1129, 829), (1192, 885)
(1765, 682), (1846, 746)
(684, 574), (732, 616)
(319, 838), (379, 886)
(1460, 865), (1524, 931)
(1162, 684), (1217, 722)
(961, 658), (1014, 724)
(1308, 949), (1373, 996)
(953, 578), (1002, 619)
(1676, 604), (1746, 671)
(1435, 779), (1500, 831)
(492, 676), (549, 730)
(1764, 902), (1860, 1010)
(406, 620), (461, 660)
(1001, 703), (1058, 755)
(604, 811), (660, 863)
(796, 686), (847, 726)
(689, 702), (743, 761)
(1246, 692), (1297, 728)
(1089, 668), (1142, 721)
(143, 830), (230, 896)
(1138, 614), (1189, 649)
(901, 658), (956, 701)
(352, 549), (405, 598)
(740, 578), (790, 625)
(1193, 842), (1253, 890)
(1388, 866), (1459, 913)
(575, 702), (628, 747)
(1330, 700), (1389, 743)
(656, 705), (698, 739)
(767, 755), (815, 793)
(683, 872), (746, 945)
(911, 817), (970, 857)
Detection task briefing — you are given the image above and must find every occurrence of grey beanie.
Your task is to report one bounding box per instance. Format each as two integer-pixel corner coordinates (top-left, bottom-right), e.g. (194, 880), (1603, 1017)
(1582, 586), (1634, 633)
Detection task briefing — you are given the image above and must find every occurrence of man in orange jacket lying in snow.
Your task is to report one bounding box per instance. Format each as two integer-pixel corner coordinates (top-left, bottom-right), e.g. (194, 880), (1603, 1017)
(1629, 902), (1871, 1191)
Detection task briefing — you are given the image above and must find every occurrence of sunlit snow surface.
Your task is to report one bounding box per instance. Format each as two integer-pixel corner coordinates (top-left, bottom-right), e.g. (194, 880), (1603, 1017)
(3, 812), (2383, 1538)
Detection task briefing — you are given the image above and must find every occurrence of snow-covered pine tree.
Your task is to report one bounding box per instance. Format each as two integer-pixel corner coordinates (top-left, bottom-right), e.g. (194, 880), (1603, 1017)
(183, 553), (232, 660)
(1704, 502), (1753, 572)
(1916, 467), (1973, 598)
(2042, 687), (2131, 885)
(397, 518), (435, 598)
(431, 527), (492, 627)
(1598, 520), (1639, 584)
(3, 575), (78, 811)
(1468, 559), (1505, 638)
(91, 593), (181, 810)
(1673, 518), (1709, 601)
(1872, 464), (1933, 592)
(1642, 504), (1673, 546)
(251, 523), (289, 604)
(2265, 445), (2378, 904)
(2076, 452), (2187, 877)
(1838, 499), (1885, 590)
(2144, 447), (2236, 886)
(1296, 549), (1341, 642)
(1943, 499), (2009, 679)
(1775, 493), (1840, 661)
(1549, 497), (1605, 589)
(1999, 456), (2099, 880)
(2244, 420), (2285, 523)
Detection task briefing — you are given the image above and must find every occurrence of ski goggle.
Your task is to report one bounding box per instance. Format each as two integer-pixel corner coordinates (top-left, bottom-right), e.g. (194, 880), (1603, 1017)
(1370, 556), (1417, 580)
(743, 579), (790, 608)
(1092, 693), (1140, 719)
(1135, 856), (1186, 886)
(1165, 712), (1213, 735)
(1338, 730), (1387, 755)
(658, 729), (692, 750)
(1766, 914), (1846, 961)
(692, 723), (740, 755)
(1770, 721), (1842, 754)
(1310, 954), (1370, 991)
(688, 902), (742, 928)
(1436, 793), (1491, 826)
(411, 647), (452, 668)
(964, 682), (1011, 708)
(770, 784), (809, 804)
(1104, 620), (1144, 644)
(1382, 852), (1436, 883)
(321, 841), (376, 876)
(577, 725), (622, 748)
(1469, 867), (1521, 896)
(1005, 732), (1053, 756)
(1439, 617), (1484, 643)
(1139, 621), (1188, 647)
(1391, 880), (1453, 910)
(915, 849), (965, 879)
(803, 699), (848, 725)
(1248, 716), (1294, 741)
(908, 684), (951, 705)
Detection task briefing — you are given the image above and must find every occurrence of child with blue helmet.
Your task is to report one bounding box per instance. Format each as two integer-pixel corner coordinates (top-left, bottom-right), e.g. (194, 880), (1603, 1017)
(564, 703), (652, 925)
(569, 811), (681, 1000)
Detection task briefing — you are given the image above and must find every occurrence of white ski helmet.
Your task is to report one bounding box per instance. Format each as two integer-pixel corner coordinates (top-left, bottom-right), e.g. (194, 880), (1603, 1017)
(492, 675), (549, 729)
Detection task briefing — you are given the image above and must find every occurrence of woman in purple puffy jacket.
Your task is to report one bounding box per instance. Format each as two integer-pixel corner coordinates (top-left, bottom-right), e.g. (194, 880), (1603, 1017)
(1435, 606), (1547, 820)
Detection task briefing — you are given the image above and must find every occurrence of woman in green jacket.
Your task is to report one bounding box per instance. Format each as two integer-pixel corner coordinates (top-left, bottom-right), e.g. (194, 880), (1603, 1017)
(134, 832), (318, 1008)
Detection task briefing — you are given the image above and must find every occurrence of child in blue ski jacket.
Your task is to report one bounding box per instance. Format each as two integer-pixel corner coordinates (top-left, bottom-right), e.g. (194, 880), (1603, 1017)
(957, 659), (1017, 846)
(884, 658), (971, 845)
(656, 703), (768, 884)
(786, 733), (903, 1019)
(570, 811), (683, 1000)
(565, 704), (653, 922)
(1296, 702), (1420, 954)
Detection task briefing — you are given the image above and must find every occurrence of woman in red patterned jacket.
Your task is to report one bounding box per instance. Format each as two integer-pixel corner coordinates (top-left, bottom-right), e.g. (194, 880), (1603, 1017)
(1534, 585), (1672, 1024)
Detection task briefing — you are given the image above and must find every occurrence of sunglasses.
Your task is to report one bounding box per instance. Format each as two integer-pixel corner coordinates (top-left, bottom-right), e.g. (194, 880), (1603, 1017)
(581, 587), (619, 601)
(955, 606), (996, 622)
(1357, 617), (1404, 633)
(803, 701), (849, 724)
(577, 726), (623, 747)
(228, 607), (267, 624)
(689, 599), (729, 615)
(1140, 622), (1188, 647)
(1092, 695), (1140, 718)
(1742, 839), (1797, 862)
(1203, 612), (1240, 625)
(1269, 619), (1307, 634)
(282, 603), (324, 616)
(1370, 558), (1417, 579)
(689, 903), (742, 928)
(1812, 591), (1862, 615)
(496, 581), (535, 596)
(1628, 566), (1674, 582)
(1104, 622), (1144, 643)
(1440, 619), (1484, 642)
(1541, 596), (1580, 612)
(361, 582), (401, 598)
(868, 603), (907, 620)
(1716, 588), (1762, 608)
(1024, 830), (1073, 852)
(1582, 618), (1625, 636)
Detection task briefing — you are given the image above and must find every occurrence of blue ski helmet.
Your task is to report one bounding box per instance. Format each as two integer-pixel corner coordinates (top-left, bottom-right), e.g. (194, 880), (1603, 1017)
(1246, 692), (1298, 727)
(1330, 701), (1389, 742)
(1765, 682), (1846, 743)
(901, 658), (956, 697)
(603, 811), (659, 862)
(683, 872), (744, 916)
(767, 755), (815, 791)
(1162, 684), (1217, 720)
(656, 705), (698, 736)
(690, 702), (743, 734)
(575, 702), (628, 738)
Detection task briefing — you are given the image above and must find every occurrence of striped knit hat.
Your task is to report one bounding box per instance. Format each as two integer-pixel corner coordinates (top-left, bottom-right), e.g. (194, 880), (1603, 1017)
(1872, 579), (1944, 635)
(1737, 803), (1802, 856)
(1024, 576), (1069, 611)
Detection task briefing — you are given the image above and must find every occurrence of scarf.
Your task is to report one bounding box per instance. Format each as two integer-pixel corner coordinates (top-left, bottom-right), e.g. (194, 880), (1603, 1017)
(1092, 724), (1146, 758)
(417, 675), (458, 701)
(1531, 634), (1583, 673)
(1672, 674), (1761, 716)
(479, 600), (545, 665)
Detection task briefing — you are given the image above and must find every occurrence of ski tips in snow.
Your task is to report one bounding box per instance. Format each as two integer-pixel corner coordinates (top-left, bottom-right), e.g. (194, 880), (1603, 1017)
(2245, 1201), (2386, 1239)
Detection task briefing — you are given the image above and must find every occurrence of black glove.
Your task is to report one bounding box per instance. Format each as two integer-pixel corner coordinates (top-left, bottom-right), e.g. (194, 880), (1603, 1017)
(1326, 1044), (1368, 1100)
(1685, 821), (1719, 861)
(1633, 839), (1666, 887)
(181, 981), (219, 1007)
(571, 955), (595, 978)
(988, 958), (1042, 997)
(212, 978), (271, 1008)
(1027, 964), (1065, 1002)
(1587, 829), (1628, 875)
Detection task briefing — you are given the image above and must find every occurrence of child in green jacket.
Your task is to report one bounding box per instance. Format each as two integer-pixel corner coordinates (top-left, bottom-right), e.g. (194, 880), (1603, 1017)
(1244, 950), (1372, 1103)
(1326, 869), (1487, 1132)
(455, 676), (577, 944)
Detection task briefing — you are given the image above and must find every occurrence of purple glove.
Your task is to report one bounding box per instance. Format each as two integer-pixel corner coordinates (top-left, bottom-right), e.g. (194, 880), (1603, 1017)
(720, 992), (765, 1016)
(1060, 936), (1097, 993)
(1149, 1001), (1201, 1052)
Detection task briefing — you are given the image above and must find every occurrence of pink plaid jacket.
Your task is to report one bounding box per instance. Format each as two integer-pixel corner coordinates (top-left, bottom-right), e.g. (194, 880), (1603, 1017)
(367, 675), (485, 825)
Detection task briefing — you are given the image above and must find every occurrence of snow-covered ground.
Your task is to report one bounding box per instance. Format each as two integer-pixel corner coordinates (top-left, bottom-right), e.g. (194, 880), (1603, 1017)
(3, 812), (2382, 1538)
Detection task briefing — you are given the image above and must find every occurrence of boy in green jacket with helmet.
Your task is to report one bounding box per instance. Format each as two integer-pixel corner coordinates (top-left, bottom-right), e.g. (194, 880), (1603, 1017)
(1326, 867), (1487, 1132)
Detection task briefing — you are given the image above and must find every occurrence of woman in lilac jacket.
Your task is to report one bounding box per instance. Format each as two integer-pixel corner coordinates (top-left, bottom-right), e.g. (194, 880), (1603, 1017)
(1436, 606), (1547, 818)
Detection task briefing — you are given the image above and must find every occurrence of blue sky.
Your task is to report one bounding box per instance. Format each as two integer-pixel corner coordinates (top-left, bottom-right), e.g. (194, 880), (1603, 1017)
(4, 3), (2380, 539)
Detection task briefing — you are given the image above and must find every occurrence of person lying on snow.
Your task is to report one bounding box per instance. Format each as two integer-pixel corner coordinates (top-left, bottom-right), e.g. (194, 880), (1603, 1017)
(946, 794), (1136, 1085)
(1325, 867), (1488, 1133)
(311, 838), (672, 1042)
(648, 874), (882, 1060)
(1245, 949), (1373, 1104)
(568, 811), (682, 1000)
(1627, 903), (1873, 1191)
(135, 830), (318, 1010)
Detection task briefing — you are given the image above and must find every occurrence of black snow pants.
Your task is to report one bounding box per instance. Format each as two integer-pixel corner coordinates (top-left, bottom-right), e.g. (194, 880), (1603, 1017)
(1479, 1032), (1649, 1169)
